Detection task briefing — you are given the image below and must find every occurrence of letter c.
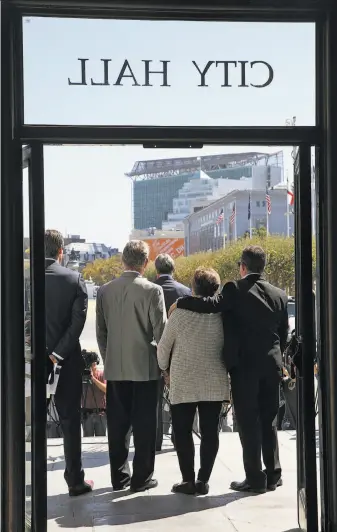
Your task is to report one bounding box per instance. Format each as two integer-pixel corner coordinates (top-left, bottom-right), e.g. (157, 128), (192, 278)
(250, 61), (274, 88)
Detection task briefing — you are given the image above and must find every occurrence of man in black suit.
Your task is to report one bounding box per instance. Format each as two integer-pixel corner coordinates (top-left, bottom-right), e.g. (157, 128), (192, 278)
(154, 254), (191, 450)
(173, 245), (288, 493)
(154, 254), (191, 313)
(45, 229), (93, 496)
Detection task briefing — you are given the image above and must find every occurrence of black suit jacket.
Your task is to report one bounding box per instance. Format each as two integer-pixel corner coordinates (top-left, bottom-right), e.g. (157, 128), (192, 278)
(45, 259), (88, 369)
(154, 275), (191, 314)
(177, 274), (288, 372)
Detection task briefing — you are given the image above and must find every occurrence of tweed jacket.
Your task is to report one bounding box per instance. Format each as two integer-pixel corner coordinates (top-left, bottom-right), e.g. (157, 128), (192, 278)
(157, 308), (230, 405)
(96, 272), (167, 381)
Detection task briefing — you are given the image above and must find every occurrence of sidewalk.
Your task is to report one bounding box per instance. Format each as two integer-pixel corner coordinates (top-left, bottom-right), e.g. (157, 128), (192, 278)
(47, 431), (299, 531)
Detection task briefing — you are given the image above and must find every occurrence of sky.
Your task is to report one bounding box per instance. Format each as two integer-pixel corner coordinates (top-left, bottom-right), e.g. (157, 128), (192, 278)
(22, 17), (315, 248)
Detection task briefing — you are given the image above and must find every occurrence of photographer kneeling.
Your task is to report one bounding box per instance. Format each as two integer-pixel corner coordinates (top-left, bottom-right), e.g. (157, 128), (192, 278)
(81, 351), (107, 437)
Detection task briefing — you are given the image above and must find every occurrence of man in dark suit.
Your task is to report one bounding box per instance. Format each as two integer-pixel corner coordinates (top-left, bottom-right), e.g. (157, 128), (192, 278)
(154, 254), (191, 313)
(154, 254), (191, 450)
(45, 229), (93, 496)
(173, 245), (288, 494)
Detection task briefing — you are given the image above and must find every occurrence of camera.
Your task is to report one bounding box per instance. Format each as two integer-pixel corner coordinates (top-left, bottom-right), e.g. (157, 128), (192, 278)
(81, 349), (100, 377)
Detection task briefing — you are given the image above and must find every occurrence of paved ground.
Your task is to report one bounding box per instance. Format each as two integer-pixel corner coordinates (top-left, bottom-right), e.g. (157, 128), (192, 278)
(44, 300), (301, 531)
(46, 431), (300, 532)
(34, 300), (303, 530)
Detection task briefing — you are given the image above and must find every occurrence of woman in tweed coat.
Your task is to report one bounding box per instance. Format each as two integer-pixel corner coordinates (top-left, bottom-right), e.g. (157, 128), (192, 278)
(157, 267), (230, 495)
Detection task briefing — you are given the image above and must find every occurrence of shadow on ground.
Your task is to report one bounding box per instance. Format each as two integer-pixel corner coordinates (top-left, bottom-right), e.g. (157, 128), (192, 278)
(48, 488), (254, 527)
(47, 449), (112, 472)
(47, 446), (174, 472)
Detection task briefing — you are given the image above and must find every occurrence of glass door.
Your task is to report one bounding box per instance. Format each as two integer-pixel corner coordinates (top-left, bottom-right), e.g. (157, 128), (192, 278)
(23, 145), (32, 531)
(294, 145), (318, 532)
(23, 143), (47, 532)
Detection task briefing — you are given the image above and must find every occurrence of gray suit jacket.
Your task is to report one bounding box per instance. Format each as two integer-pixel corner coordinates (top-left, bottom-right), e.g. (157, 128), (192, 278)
(96, 272), (167, 381)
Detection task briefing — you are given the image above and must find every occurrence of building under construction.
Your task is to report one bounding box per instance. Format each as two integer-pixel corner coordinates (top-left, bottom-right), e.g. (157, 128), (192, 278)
(126, 151), (284, 231)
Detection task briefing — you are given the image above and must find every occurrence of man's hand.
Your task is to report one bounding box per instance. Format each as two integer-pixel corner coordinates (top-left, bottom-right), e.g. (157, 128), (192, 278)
(168, 302), (177, 317)
(91, 372), (100, 386)
(49, 355), (58, 365)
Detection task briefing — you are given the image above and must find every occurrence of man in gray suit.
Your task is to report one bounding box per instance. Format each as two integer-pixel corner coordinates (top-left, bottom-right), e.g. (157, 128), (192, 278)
(96, 240), (167, 492)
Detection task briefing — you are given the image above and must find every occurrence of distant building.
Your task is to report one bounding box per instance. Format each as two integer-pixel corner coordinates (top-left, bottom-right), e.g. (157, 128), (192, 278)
(64, 234), (85, 246)
(108, 248), (119, 256)
(64, 242), (111, 264)
(163, 165), (282, 231)
(129, 229), (185, 261)
(126, 151), (284, 231)
(184, 187), (296, 255)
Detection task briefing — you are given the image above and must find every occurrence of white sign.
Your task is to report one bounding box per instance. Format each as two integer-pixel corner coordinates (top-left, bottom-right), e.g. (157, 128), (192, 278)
(23, 18), (315, 127)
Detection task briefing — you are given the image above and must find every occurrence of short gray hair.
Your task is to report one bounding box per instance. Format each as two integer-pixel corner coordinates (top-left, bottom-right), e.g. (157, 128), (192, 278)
(155, 254), (175, 275)
(122, 240), (149, 270)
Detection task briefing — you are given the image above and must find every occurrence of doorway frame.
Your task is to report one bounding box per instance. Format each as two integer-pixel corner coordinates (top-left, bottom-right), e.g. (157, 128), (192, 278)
(2, 1), (336, 532)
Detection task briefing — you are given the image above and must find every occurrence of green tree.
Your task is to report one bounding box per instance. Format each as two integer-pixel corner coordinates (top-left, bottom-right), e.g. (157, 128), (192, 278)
(252, 227), (267, 239)
(145, 235), (315, 295)
(84, 236), (316, 295)
(82, 255), (123, 286)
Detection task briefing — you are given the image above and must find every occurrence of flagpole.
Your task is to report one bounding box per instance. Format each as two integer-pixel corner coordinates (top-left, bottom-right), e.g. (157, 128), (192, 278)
(286, 173), (290, 238)
(249, 192), (252, 238)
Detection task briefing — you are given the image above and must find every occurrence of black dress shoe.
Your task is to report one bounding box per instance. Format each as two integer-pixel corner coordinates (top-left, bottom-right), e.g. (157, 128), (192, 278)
(230, 479), (266, 494)
(113, 480), (131, 491)
(130, 479), (158, 493)
(69, 480), (94, 497)
(172, 481), (196, 495)
(268, 478), (283, 491)
(195, 480), (209, 495)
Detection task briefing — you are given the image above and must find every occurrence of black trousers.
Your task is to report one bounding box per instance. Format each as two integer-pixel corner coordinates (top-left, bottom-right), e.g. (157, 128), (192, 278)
(230, 357), (282, 488)
(171, 401), (223, 483)
(54, 357), (84, 488)
(106, 380), (159, 489)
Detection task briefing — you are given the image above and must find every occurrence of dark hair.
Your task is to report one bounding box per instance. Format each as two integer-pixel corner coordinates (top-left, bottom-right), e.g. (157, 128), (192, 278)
(155, 253), (175, 275)
(240, 245), (266, 274)
(45, 229), (64, 259)
(192, 267), (221, 297)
